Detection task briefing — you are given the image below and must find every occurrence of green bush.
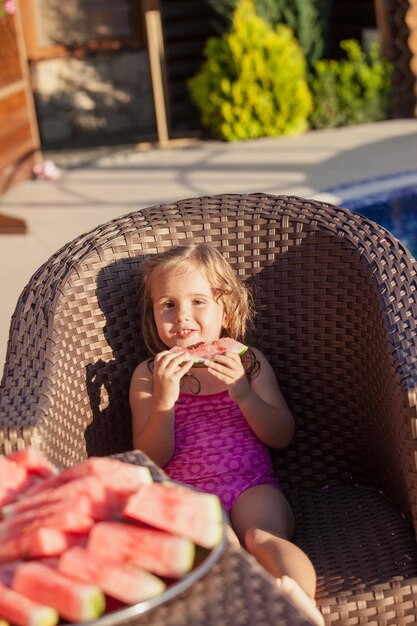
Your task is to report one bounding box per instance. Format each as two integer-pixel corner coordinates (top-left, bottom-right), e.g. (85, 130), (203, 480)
(207, 0), (331, 68)
(309, 39), (392, 129)
(188, 0), (312, 141)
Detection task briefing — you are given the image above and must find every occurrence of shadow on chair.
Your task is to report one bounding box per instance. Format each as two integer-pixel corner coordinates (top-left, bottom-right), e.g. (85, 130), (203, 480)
(84, 257), (146, 457)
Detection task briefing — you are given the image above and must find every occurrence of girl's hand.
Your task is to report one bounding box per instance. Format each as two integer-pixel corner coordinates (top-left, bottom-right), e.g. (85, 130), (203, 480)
(153, 349), (193, 407)
(205, 352), (251, 403)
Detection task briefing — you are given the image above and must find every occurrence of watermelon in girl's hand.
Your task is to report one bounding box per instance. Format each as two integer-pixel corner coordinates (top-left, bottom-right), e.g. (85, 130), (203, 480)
(58, 546), (166, 605)
(0, 581), (58, 626)
(123, 482), (223, 549)
(87, 521), (195, 579)
(171, 337), (248, 366)
(12, 561), (105, 623)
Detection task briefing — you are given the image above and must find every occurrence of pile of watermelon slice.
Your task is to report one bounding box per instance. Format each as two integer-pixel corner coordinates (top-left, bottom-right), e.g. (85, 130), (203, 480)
(0, 449), (224, 626)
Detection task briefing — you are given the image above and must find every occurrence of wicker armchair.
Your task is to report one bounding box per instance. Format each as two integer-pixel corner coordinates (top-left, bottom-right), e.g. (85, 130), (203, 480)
(2, 193), (417, 625)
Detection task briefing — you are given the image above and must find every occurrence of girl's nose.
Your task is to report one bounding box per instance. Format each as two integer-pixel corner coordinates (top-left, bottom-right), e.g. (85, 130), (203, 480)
(176, 304), (190, 321)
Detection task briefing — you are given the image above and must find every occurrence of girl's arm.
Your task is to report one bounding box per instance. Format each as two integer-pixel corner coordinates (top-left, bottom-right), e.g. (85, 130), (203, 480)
(206, 348), (295, 449)
(129, 351), (193, 467)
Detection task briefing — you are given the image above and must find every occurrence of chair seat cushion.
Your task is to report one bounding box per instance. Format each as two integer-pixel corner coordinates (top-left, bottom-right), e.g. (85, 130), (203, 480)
(290, 485), (417, 623)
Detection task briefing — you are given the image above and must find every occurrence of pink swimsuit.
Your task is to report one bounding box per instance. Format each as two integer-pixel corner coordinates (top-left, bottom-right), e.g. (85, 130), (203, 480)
(163, 390), (280, 513)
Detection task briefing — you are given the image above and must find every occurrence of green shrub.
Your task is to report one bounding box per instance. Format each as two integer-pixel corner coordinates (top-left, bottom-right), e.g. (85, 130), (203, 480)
(207, 0), (331, 68)
(188, 0), (312, 141)
(309, 39), (392, 129)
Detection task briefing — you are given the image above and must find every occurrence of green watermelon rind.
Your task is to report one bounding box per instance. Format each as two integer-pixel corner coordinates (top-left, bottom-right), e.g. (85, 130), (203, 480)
(89, 591), (106, 622)
(0, 582), (59, 626)
(12, 562), (106, 624)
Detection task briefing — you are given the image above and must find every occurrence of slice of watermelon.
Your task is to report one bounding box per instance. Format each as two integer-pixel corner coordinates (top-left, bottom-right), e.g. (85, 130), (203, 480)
(85, 457), (153, 493)
(0, 581), (58, 626)
(123, 482), (223, 549)
(0, 496), (96, 543)
(0, 527), (82, 563)
(12, 561), (105, 623)
(6, 449), (58, 479)
(58, 546), (166, 605)
(0, 458), (35, 508)
(87, 521), (195, 579)
(18, 457), (152, 501)
(171, 337), (248, 366)
(3, 475), (111, 519)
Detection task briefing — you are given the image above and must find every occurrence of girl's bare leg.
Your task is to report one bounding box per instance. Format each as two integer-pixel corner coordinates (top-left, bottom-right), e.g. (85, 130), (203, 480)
(231, 484), (324, 626)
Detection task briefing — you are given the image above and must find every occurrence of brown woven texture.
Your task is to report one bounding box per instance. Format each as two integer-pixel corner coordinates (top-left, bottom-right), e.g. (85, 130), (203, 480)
(2, 193), (417, 624)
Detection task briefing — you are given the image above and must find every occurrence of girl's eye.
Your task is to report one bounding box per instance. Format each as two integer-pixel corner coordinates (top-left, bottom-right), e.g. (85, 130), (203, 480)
(162, 302), (174, 309)
(193, 299), (206, 305)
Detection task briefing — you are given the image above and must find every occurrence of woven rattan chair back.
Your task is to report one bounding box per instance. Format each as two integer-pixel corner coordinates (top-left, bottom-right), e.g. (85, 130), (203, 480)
(0, 195), (414, 490)
(3, 193), (417, 624)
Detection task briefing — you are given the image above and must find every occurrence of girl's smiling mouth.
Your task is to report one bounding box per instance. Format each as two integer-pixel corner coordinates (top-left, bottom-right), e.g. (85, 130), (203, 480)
(174, 329), (197, 339)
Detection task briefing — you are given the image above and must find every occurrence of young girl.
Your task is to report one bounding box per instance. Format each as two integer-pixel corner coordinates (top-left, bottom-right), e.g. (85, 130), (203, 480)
(130, 243), (324, 626)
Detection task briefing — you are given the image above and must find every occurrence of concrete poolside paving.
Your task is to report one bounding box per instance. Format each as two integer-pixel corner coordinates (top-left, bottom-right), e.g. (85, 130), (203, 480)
(1, 118), (417, 372)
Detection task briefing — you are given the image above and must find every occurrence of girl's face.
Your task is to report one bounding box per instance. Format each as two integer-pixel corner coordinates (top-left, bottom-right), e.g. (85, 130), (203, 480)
(151, 266), (226, 349)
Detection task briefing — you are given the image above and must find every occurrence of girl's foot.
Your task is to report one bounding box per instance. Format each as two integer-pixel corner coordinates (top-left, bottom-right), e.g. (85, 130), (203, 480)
(245, 528), (324, 626)
(276, 576), (325, 626)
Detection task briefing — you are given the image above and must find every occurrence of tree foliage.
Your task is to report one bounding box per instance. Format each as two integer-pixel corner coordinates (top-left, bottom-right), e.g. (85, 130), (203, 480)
(189, 0), (312, 141)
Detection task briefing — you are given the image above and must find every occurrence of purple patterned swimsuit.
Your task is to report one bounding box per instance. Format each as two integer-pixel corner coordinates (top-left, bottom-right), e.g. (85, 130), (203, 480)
(163, 390), (281, 513)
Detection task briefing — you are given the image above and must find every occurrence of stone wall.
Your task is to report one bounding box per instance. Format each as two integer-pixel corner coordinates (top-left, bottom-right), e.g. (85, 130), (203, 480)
(31, 49), (156, 148)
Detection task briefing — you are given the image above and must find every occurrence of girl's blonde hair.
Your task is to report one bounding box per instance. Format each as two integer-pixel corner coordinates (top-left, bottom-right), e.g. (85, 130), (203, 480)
(140, 243), (255, 355)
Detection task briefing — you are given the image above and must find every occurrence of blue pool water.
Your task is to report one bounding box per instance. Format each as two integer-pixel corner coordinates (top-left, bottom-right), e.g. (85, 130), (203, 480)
(341, 184), (417, 259)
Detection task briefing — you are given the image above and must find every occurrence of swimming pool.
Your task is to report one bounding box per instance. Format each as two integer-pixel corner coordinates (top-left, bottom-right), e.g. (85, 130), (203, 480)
(318, 171), (417, 259)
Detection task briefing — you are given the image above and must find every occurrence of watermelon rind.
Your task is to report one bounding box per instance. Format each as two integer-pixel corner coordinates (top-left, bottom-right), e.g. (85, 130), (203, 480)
(12, 563), (106, 624)
(30, 607), (59, 626)
(0, 581), (59, 626)
(58, 546), (167, 605)
(87, 521), (196, 579)
(79, 588), (106, 622)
